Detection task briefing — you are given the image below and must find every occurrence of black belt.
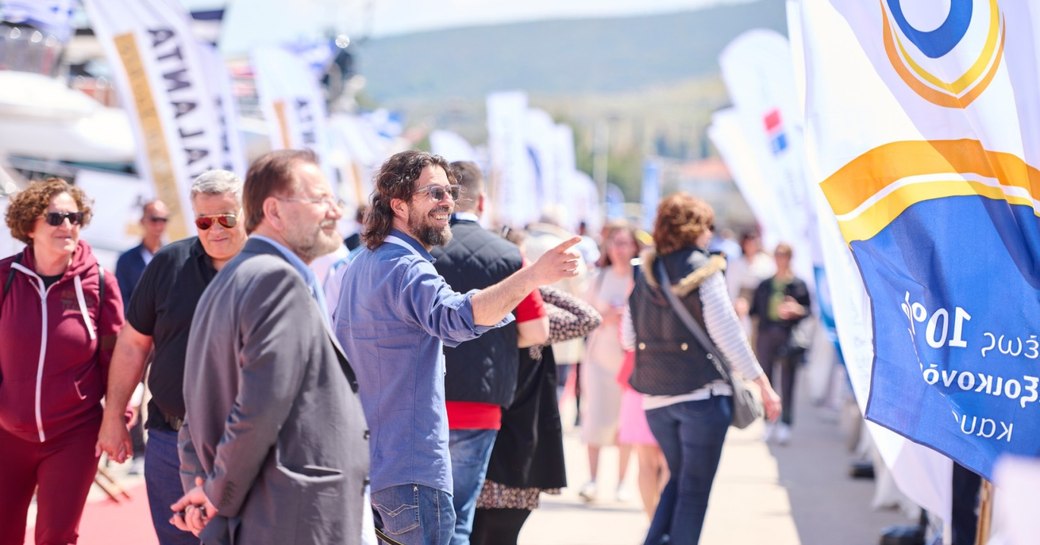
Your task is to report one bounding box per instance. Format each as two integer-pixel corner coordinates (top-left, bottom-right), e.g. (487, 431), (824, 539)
(160, 410), (184, 432)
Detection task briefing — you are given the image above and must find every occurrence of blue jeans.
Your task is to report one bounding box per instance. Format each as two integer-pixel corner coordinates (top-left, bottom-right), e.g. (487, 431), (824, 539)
(144, 428), (200, 545)
(448, 429), (498, 545)
(372, 483), (455, 545)
(643, 395), (731, 545)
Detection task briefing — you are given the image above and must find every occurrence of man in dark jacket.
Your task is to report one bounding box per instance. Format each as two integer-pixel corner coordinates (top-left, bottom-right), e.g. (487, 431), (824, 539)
(430, 161), (549, 545)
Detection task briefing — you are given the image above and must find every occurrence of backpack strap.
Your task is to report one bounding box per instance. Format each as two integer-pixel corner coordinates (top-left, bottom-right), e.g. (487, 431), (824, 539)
(1, 253), (22, 314)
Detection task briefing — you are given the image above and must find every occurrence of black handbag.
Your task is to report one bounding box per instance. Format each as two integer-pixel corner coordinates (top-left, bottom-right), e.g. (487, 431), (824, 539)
(654, 259), (763, 429)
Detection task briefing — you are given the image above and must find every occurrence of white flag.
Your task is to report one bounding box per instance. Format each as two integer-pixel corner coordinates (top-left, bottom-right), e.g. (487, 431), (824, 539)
(252, 46), (333, 187)
(198, 43), (247, 177)
(486, 91), (537, 227)
(83, 0), (224, 241)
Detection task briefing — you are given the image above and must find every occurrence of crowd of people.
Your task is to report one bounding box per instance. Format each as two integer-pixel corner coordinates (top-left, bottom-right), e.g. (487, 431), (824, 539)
(1, 148), (820, 545)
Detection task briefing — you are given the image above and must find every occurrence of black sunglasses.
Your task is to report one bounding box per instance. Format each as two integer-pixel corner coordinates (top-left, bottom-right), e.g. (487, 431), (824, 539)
(413, 184), (461, 202)
(147, 216), (169, 224)
(43, 211), (84, 226)
(195, 214), (238, 231)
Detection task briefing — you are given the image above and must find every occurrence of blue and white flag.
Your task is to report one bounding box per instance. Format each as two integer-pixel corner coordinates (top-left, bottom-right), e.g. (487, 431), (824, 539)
(798, 0), (1040, 484)
(1, 0), (74, 41)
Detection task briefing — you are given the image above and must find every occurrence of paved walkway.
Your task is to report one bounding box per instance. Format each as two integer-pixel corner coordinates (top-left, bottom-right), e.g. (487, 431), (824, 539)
(26, 371), (914, 545)
(520, 372), (914, 545)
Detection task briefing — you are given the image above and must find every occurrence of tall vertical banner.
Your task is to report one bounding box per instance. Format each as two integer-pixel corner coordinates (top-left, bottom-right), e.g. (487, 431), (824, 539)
(798, 0), (1040, 483)
(487, 91), (537, 227)
(83, 0), (225, 241)
(553, 124), (580, 230)
(525, 108), (558, 220)
(252, 46), (333, 189)
(198, 43), (247, 177)
(707, 108), (785, 251)
(430, 129), (478, 163)
(641, 160), (661, 233)
(719, 29), (816, 285)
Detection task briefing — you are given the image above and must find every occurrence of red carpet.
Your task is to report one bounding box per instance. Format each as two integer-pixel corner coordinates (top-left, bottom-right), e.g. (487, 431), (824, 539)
(28, 483), (159, 545)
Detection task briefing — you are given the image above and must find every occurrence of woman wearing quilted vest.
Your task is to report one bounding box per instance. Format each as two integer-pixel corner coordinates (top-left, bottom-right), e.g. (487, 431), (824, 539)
(624, 193), (780, 545)
(0, 178), (124, 545)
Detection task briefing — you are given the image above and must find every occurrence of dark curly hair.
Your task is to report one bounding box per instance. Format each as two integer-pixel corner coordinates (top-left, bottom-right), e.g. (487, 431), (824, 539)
(362, 150), (454, 249)
(652, 192), (714, 255)
(5, 178), (93, 245)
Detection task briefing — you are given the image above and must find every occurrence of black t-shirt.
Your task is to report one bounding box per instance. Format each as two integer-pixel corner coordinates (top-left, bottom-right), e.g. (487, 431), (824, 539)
(127, 237), (217, 431)
(39, 273), (63, 289)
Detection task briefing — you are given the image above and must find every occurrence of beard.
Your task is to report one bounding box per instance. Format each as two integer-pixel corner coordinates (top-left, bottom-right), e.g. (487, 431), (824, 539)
(408, 205), (453, 248)
(288, 219), (342, 263)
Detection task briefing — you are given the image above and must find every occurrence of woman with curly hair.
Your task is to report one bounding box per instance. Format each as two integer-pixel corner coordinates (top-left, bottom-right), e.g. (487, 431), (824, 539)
(625, 192), (780, 545)
(0, 178), (124, 544)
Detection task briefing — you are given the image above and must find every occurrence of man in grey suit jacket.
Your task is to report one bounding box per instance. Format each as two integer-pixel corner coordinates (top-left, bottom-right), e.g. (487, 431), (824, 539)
(173, 149), (371, 545)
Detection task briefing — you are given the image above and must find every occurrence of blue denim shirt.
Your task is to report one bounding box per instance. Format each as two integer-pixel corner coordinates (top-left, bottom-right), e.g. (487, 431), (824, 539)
(335, 229), (512, 494)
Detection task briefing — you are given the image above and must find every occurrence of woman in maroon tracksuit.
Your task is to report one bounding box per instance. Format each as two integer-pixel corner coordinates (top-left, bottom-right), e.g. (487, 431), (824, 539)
(0, 178), (124, 545)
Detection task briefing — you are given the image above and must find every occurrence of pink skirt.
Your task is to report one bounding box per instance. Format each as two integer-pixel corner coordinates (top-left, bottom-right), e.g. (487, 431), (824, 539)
(618, 388), (657, 446)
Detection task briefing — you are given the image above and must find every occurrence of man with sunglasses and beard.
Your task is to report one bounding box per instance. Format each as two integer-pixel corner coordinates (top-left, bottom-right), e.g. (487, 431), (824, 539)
(172, 150), (371, 545)
(336, 150), (581, 545)
(97, 170), (247, 545)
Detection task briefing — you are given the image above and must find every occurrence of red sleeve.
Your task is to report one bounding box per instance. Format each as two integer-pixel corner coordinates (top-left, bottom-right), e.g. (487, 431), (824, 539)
(514, 289), (546, 323)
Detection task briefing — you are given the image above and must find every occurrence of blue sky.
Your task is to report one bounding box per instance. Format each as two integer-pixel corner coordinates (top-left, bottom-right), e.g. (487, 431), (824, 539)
(183, 0), (752, 52)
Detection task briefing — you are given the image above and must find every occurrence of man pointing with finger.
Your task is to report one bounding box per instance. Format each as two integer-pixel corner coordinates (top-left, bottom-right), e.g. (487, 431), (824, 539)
(335, 150), (580, 545)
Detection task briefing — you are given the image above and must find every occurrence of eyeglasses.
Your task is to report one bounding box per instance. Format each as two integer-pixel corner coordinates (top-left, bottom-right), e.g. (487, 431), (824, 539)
(195, 214), (238, 231)
(413, 184), (460, 202)
(146, 216), (169, 224)
(43, 211), (84, 226)
(277, 196), (345, 209)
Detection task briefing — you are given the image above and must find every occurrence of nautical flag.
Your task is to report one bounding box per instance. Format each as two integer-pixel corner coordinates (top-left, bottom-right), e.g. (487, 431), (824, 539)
(796, 0), (1037, 487)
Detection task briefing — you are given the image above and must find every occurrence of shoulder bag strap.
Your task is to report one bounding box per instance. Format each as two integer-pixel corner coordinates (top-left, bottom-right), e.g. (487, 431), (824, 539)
(653, 258), (734, 383)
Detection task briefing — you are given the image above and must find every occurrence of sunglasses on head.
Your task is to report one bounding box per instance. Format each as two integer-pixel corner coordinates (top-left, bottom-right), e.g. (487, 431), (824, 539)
(195, 214), (238, 231)
(413, 184), (461, 202)
(43, 211), (84, 226)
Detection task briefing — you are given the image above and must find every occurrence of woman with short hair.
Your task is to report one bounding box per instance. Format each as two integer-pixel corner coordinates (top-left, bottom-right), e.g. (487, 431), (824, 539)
(0, 178), (124, 544)
(625, 193), (780, 545)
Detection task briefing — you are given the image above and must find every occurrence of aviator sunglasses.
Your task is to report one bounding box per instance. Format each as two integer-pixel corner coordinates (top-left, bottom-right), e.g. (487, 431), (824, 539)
(413, 184), (461, 202)
(194, 214), (238, 231)
(43, 211), (84, 226)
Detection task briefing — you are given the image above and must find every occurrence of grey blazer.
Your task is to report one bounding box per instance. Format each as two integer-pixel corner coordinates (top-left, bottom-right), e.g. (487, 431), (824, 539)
(180, 238), (370, 545)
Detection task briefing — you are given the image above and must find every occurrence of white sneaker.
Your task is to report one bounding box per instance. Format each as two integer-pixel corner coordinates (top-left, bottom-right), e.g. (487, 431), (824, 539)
(776, 423), (791, 445)
(615, 486), (633, 503)
(578, 480), (598, 502)
(762, 422), (776, 442)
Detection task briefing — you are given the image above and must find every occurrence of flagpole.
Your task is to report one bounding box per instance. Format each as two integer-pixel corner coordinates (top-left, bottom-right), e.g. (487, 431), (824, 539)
(974, 479), (993, 545)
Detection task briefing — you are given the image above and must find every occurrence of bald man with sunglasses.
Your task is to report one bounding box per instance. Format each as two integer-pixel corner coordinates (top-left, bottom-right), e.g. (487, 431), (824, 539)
(97, 170), (247, 545)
